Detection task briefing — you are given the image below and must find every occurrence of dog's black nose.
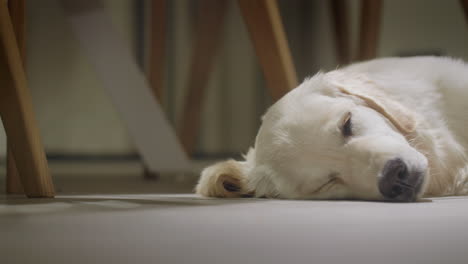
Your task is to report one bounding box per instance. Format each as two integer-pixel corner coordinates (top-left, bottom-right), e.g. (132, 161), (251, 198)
(378, 158), (424, 202)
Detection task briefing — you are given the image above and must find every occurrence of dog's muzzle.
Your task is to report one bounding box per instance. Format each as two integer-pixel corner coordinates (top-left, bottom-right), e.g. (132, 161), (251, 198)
(378, 158), (425, 202)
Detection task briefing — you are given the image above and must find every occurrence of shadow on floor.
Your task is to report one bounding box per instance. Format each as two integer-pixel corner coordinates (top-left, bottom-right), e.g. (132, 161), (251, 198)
(0, 194), (267, 216)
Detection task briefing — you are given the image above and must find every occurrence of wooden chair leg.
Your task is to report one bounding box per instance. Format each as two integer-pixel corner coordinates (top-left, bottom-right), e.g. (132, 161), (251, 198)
(461, 0), (468, 24)
(6, 146), (23, 194)
(238, 0), (297, 101)
(142, 0), (167, 178)
(357, 0), (382, 61)
(0, 1), (54, 198)
(178, 0), (228, 155)
(330, 0), (350, 65)
(6, 0), (25, 194)
(148, 0), (166, 104)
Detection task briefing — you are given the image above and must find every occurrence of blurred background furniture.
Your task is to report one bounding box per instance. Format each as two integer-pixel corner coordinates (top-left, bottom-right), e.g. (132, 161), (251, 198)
(462, 0), (468, 22)
(178, 0), (298, 154)
(62, 0), (190, 174)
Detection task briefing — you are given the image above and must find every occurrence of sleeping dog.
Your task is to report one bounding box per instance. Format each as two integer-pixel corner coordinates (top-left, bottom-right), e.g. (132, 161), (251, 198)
(196, 56), (468, 202)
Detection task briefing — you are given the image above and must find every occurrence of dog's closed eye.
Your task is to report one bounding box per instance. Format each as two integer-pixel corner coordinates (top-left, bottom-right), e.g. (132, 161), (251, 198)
(312, 173), (342, 194)
(342, 112), (353, 137)
(223, 181), (241, 192)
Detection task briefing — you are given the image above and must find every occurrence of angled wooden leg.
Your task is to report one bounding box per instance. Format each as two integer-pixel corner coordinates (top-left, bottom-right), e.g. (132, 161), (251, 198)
(6, 0), (25, 194)
(461, 0), (468, 24)
(357, 0), (382, 61)
(238, 0), (297, 101)
(7, 0), (24, 54)
(142, 0), (166, 179)
(0, 1), (54, 198)
(148, 0), (166, 104)
(330, 0), (351, 64)
(6, 146), (23, 194)
(178, 0), (228, 154)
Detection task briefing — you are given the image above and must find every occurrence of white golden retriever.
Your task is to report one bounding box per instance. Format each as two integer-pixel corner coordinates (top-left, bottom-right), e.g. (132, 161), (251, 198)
(196, 56), (468, 202)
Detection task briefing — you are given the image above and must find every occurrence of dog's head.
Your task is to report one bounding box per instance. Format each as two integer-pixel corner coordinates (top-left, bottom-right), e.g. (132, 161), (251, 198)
(248, 71), (429, 202)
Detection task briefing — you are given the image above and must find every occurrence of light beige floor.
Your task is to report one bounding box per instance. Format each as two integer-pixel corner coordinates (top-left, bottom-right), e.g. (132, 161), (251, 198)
(2, 162), (468, 264)
(0, 160), (200, 195)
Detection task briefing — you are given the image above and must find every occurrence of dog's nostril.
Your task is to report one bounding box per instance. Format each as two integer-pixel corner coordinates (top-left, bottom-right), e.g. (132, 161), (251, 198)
(397, 170), (407, 180)
(383, 158), (409, 180)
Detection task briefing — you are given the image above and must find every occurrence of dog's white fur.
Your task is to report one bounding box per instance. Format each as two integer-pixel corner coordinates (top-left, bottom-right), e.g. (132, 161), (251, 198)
(196, 56), (468, 201)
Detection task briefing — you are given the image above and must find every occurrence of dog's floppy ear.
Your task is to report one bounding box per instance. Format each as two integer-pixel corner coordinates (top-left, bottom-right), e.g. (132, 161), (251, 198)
(329, 72), (416, 134)
(196, 160), (252, 198)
